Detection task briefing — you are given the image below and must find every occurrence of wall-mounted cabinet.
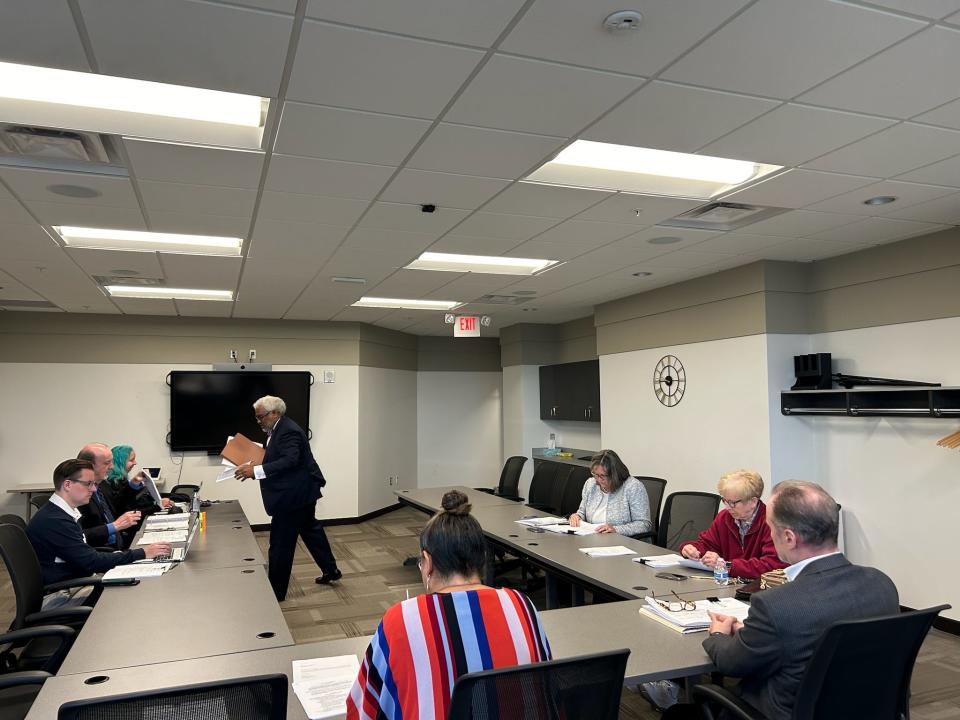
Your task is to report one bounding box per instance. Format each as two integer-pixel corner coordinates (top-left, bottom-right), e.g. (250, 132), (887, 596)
(781, 387), (960, 418)
(539, 360), (601, 422)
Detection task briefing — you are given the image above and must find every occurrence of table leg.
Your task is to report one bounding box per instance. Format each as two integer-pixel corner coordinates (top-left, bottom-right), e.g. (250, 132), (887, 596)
(546, 574), (558, 609)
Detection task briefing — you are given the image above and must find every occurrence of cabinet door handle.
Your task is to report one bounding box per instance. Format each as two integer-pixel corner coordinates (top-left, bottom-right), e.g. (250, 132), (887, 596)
(588, 407), (592, 419)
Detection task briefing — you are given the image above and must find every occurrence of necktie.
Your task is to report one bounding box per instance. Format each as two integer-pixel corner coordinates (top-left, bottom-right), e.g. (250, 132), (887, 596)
(95, 489), (115, 524)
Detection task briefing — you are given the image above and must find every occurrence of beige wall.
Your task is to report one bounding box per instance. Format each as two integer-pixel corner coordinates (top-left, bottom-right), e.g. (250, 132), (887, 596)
(500, 316), (596, 367)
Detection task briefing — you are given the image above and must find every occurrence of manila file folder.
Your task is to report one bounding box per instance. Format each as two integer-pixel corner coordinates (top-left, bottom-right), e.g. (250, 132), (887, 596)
(221, 433), (265, 466)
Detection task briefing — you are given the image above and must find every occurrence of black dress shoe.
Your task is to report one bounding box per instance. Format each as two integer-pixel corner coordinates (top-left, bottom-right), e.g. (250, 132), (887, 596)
(315, 569), (343, 585)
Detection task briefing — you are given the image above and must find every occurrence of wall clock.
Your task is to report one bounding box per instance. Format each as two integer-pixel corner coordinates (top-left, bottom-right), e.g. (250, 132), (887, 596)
(654, 355), (686, 407)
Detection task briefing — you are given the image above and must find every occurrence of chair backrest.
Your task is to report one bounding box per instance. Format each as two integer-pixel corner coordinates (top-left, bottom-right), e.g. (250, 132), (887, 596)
(633, 477), (666, 536)
(0, 514), (27, 531)
(169, 484), (201, 500)
(497, 456), (528, 497)
(791, 604), (949, 720)
(29, 493), (51, 511)
(58, 674), (288, 719)
(656, 491), (720, 550)
(0, 523), (46, 629)
(448, 649), (629, 720)
(559, 466), (590, 517)
(527, 462), (561, 509)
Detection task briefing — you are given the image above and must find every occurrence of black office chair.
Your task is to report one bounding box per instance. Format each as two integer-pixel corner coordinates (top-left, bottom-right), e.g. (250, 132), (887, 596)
(0, 515), (27, 531)
(694, 604), (950, 720)
(164, 484), (201, 503)
(448, 649), (629, 720)
(525, 461), (566, 514)
(559, 466), (590, 517)
(0, 524), (101, 672)
(632, 476), (667, 542)
(477, 456), (527, 501)
(28, 495), (50, 513)
(57, 673), (289, 719)
(0, 669), (53, 720)
(656, 491), (720, 550)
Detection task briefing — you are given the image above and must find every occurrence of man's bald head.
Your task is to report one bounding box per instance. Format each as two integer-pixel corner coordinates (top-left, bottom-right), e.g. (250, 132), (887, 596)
(77, 443), (113, 483)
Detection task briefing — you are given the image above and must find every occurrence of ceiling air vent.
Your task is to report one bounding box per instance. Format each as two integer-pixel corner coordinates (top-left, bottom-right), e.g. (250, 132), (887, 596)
(92, 275), (165, 287)
(470, 294), (533, 306)
(0, 299), (61, 310)
(0, 124), (123, 171)
(658, 202), (788, 232)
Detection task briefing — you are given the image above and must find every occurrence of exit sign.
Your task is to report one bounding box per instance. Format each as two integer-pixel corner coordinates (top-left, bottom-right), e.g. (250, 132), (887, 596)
(454, 315), (480, 337)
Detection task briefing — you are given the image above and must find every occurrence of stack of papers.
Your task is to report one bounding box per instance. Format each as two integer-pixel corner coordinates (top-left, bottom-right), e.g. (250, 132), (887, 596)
(144, 515), (190, 531)
(292, 655), (360, 720)
(578, 545), (636, 557)
(633, 554), (714, 572)
(515, 516), (565, 527)
(544, 521), (598, 536)
(102, 563), (173, 580)
(640, 596), (750, 634)
(137, 529), (189, 544)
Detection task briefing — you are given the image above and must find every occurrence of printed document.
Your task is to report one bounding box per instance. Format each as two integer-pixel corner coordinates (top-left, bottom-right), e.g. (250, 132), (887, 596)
(578, 545), (636, 557)
(292, 655), (361, 720)
(137, 530), (188, 544)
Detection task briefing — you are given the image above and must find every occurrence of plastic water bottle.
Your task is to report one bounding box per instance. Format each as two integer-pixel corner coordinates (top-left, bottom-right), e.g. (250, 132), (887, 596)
(714, 557), (729, 585)
(191, 493), (200, 514)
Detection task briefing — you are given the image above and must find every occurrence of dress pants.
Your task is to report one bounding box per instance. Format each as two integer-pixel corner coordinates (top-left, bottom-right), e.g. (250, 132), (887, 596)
(267, 500), (338, 601)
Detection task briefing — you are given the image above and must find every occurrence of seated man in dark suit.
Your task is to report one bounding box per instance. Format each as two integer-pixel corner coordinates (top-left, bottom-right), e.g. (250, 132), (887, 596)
(27, 459), (172, 589)
(76, 442), (141, 549)
(665, 480), (899, 720)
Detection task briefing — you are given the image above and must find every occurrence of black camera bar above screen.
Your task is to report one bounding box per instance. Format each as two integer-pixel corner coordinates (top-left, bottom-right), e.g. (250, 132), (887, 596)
(169, 371), (312, 452)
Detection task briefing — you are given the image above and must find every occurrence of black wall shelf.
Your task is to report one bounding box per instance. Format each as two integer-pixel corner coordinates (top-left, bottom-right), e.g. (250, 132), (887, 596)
(781, 387), (960, 418)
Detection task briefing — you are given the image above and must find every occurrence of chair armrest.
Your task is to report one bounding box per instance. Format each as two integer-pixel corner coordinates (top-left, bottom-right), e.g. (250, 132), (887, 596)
(25, 606), (92, 626)
(633, 531), (656, 542)
(525, 502), (552, 512)
(474, 487), (496, 495)
(0, 624), (75, 645)
(44, 576), (102, 593)
(0, 670), (51, 689)
(692, 684), (768, 720)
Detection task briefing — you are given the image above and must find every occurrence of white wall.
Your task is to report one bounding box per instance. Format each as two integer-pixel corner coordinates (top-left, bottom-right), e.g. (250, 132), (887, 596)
(0, 362), (359, 525)
(417, 371), (502, 489)
(358, 367), (417, 515)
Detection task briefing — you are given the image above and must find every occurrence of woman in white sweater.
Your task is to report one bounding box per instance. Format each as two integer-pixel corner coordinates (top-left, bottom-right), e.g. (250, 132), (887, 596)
(569, 450), (652, 537)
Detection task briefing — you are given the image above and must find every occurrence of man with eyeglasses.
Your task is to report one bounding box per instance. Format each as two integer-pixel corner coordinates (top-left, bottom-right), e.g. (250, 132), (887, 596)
(233, 395), (340, 600)
(679, 469), (786, 579)
(26, 459), (171, 597)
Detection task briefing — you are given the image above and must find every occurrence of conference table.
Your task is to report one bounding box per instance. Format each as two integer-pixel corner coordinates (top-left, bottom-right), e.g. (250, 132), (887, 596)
(25, 487), (737, 718)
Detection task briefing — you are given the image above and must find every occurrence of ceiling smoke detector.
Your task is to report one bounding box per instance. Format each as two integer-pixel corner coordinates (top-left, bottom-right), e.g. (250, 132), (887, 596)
(603, 10), (643, 32)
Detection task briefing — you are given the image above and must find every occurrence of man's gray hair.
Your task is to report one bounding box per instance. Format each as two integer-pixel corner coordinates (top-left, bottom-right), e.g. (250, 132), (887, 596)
(253, 395), (286, 415)
(770, 480), (839, 548)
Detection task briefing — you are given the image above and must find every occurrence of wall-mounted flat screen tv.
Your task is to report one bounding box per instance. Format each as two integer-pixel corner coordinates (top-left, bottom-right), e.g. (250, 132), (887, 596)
(169, 371), (311, 452)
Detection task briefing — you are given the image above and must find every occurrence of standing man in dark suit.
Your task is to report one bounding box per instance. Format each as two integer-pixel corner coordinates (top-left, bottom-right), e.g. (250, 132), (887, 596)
(234, 395), (341, 601)
(665, 480), (899, 720)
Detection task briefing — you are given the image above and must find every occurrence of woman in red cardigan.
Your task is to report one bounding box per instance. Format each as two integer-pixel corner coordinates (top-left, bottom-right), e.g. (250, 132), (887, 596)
(680, 469), (786, 579)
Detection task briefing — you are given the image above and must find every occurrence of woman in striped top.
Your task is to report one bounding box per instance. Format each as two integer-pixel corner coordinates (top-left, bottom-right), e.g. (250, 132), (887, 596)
(347, 489), (552, 719)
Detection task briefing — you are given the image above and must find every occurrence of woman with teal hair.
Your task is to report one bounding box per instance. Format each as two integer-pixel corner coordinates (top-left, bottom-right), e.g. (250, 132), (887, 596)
(102, 444), (172, 516)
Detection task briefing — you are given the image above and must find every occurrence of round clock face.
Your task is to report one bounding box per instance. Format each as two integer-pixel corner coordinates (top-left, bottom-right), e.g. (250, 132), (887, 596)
(654, 355), (686, 407)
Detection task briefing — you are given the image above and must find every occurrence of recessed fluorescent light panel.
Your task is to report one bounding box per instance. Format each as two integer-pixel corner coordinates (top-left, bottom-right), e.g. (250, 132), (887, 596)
(525, 140), (781, 200)
(352, 297), (462, 311)
(405, 252), (560, 276)
(105, 286), (233, 301)
(0, 61), (267, 149)
(53, 226), (242, 256)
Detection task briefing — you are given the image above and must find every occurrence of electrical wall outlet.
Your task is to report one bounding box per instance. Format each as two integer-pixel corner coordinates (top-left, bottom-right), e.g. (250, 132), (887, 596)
(229, 349), (238, 360)
(248, 349), (256, 361)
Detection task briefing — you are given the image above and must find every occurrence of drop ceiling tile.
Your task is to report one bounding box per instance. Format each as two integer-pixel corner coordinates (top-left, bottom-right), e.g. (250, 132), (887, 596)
(215, 1), (297, 12)
(700, 104), (893, 166)
(425, 273), (520, 297)
(503, 240), (586, 262)
(274, 103), (431, 165)
(799, 27), (960, 119)
(305, 0), (524, 46)
(265, 155), (395, 199)
(147, 211), (250, 237)
(880, 191), (960, 223)
(0, 199), (38, 225)
(288, 21), (484, 118)
(446, 54), (641, 136)
(584, 82), (779, 153)
(482, 183), (612, 219)
(319, 249), (407, 281)
(374, 315), (421, 333)
(558, 239), (664, 267)
(805, 123), (960, 178)
(0, 269), (43, 301)
(258, 192), (369, 225)
(380, 170), (510, 210)
(248, 219), (349, 262)
(737, 209), (861, 237)
(0, 168), (139, 207)
(342, 227), (437, 256)
(577, 193), (703, 226)
(722, 169), (878, 208)
(124, 139), (264, 189)
(662, 0), (923, 98)
(407, 123), (564, 179)
(948, 9), (960, 23)
(428, 234), (523, 255)
(355, 203), (469, 236)
(740, 238), (869, 262)
(327, 306), (399, 323)
(232, 257), (318, 317)
(895, 154), (960, 187)
(1, 257), (114, 309)
(452, 212), (557, 240)
(913, 98), (960, 130)
(139, 181), (256, 217)
(26, 202), (147, 229)
(65, 248), (165, 278)
(367, 269), (466, 297)
(532, 219), (642, 248)
(113, 297), (179, 316)
(809, 217), (946, 244)
(865, 0), (960, 19)
(642, 249), (738, 269)
(78, 0), (293, 96)
(501, 0), (750, 76)
(158, 253), (243, 288)
(0, 224), (64, 262)
(615, 226), (723, 252)
(689, 233), (790, 255)
(804, 180), (958, 216)
(0, 0), (89, 71)
(175, 299), (235, 317)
